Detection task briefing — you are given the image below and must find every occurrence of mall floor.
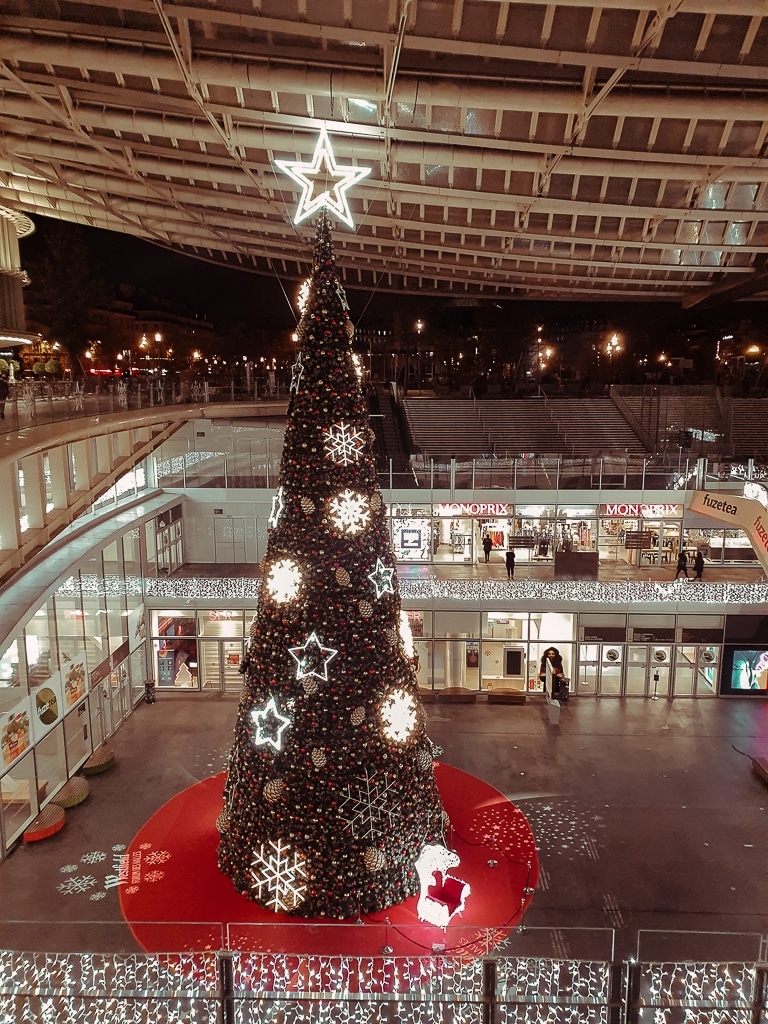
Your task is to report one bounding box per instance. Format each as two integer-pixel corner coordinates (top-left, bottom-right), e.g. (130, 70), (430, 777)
(2, 682), (768, 964)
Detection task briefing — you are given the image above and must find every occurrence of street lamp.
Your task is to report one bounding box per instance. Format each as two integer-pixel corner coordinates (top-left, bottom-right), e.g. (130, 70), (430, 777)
(606, 333), (621, 364)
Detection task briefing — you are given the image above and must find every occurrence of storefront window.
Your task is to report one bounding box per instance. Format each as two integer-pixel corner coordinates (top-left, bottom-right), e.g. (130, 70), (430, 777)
(1, 749), (38, 848)
(391, 514), (433, 561)
(35, 724), (67, 802)
(154, 638), (198, 689)
(63, 703), (91, 774)
(513, 505), (557, 562)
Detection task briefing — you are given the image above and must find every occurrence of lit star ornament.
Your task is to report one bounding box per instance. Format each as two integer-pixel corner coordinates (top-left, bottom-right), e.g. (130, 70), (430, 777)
(289, 352), (305, 394)
(368, 558), (395, 599)
(265, 558), (301, 603)
(289, 631), (339, 682)
(268, 486), (285, 529)
(250, 697), (292, 752)
(275, 127), (372, 229)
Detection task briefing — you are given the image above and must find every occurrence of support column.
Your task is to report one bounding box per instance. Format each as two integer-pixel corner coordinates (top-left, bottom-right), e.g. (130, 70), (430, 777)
(70, 439), (93, 494)
(47, 445), (71, 510)
(0, 461), (21, 551)
(19, 452), (46, 530)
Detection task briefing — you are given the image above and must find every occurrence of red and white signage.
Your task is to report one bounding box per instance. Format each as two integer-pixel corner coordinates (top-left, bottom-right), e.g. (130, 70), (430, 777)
(689, 490), (768, 575)
(600, 503), (682, 519)
(435, 502), (511, 517)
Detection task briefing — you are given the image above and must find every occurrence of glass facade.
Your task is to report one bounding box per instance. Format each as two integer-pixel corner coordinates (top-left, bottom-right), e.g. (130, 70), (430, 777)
(0, 531), (148, 857)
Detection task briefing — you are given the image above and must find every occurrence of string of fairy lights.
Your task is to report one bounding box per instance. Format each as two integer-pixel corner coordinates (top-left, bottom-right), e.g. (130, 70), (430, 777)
(2, 949), (760, 1020)
(141, 574), (768, 606)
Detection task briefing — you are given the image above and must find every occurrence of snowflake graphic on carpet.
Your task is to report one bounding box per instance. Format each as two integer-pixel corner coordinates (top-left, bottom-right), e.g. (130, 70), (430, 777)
(81, 850), (107, 864)
(60, 864), (78, 874)
(338, 769), (398, 840)
(250, 839), (308, 912)
(517, 798), (605, 858)
(328, 488), (370, 535)
(90, 891), (106, 901)
(112, 844), (126, 852)
(57, 875), (97, 895)
(139, 842), (152, 850)
(125, 885), (139, 895)
(323, 421), (366, 466)
(144, 870), (165, 883)
(144, 850), (171, 866)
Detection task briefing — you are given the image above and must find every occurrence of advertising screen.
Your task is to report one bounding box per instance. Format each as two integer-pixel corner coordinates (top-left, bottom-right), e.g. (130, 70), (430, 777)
(721, 648), (768, 694)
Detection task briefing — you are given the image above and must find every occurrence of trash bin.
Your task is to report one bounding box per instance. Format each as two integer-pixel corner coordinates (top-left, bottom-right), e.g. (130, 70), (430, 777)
(144, 679), (156, 704)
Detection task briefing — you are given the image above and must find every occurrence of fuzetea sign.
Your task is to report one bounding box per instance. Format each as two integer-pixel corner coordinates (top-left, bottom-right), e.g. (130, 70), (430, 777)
(600, 503), (682, 518)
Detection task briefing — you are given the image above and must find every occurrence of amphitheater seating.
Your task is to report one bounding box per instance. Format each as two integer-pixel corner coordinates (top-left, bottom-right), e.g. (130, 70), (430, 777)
(403, 399), (490, 458)
(619, 392), (725, 452)
(477, 398), (566, 456)
(730, 399), (768, 460)
(403, 396), (647, 458)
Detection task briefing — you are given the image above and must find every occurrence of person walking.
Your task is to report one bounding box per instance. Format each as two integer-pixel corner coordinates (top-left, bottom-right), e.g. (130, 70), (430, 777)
(693, 550), (704, 580)
(482, 534), (493, 563)
(0, 375), (8, 419)
(674, 549), (689, 579)
(505, 548), (516, 579)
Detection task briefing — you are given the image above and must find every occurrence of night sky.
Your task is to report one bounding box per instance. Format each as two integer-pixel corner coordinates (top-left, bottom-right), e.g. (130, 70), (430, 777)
(19, 213), (767, 363)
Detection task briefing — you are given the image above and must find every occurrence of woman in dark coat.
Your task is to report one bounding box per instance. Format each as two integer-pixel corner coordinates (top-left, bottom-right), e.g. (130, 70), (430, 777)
(539, 646), (564, 696)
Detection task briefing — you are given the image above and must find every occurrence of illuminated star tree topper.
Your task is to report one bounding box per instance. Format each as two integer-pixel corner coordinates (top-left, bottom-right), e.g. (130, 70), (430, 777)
(275, 127), (372, 228)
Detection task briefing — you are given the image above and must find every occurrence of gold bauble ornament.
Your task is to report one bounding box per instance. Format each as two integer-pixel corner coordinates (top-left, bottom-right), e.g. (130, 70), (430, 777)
(264, 778), (284, 803)
(350, 705), (366, 726)
(364, 847), (386, 872)
(359, 599), (373, 618)
(335, 566), (351, 586)
(216, 808), (231, 833)
(300, 496), (315, 514)
(311, 747), (327, 768)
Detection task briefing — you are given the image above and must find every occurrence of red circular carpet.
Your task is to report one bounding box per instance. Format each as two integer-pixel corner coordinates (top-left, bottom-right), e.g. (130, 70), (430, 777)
(120, 762), (538, 957)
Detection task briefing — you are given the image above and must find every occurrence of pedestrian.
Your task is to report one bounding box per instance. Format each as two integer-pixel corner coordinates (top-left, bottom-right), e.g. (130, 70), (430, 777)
(482, 534), (493, 563)
(674, 550), (689, 579)
(0, 375), (8, 419)
(539, 646), (565, 697)
(505, 548), (515, 579)
(693, 550), (704, 580)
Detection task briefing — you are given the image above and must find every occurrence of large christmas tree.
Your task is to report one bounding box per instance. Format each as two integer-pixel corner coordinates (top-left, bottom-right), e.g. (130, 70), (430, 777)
(217, 213), (448, 919)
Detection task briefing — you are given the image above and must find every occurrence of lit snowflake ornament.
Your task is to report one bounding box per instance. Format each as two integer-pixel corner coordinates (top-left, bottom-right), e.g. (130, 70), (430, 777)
(323, 421), (366, 466)
(380, 688), (418, 743)
(265, 558), (301, 603)
(250, 839), (308, 912)
(338, 769), (398, 839)
(329, 489), (370, 534)
(368, 558), (395, 599)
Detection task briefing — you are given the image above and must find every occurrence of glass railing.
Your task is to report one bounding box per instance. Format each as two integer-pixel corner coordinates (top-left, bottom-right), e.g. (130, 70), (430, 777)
(1, 934), (766, 1023)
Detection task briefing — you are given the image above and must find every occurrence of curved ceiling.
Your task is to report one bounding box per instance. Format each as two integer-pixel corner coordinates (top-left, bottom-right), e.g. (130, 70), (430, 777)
(1, 0), (768, 305)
